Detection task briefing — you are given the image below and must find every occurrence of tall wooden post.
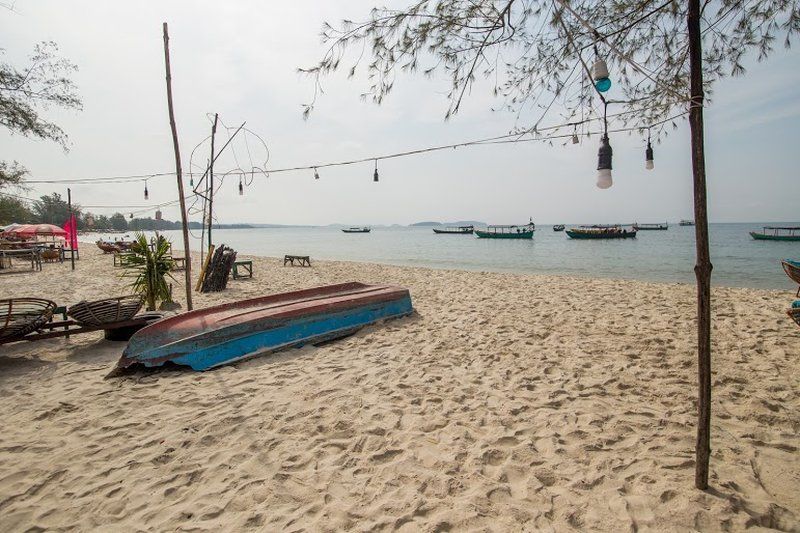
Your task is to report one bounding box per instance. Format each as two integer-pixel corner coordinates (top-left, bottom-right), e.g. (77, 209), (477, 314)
(67, 187), (75, 271)
(162, 22), (194, 311)
(208, 113), (218, 250)
(687, 0), (712, 490)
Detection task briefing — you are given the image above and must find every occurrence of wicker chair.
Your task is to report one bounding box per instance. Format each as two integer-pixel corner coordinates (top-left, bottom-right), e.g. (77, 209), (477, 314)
(0, 298), (57, 342)
(67, 295), (144, 327)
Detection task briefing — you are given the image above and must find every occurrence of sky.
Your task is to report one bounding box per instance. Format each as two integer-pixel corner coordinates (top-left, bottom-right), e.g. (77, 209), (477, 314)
(2, 1), (799, 226)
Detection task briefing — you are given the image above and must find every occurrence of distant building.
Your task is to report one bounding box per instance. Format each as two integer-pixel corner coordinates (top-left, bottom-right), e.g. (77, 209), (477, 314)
(84, 214), (94, 228)
(155, 210), (162, 221)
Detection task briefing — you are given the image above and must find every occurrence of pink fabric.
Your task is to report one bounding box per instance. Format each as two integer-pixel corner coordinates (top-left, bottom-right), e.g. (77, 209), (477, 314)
(62, 216), (78, 249)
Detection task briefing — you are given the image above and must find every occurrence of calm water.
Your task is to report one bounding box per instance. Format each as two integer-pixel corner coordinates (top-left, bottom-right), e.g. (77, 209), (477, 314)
(91, 223), (800, 290)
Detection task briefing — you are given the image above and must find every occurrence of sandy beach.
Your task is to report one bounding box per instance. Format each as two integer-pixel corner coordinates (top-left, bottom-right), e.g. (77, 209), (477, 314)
(0, 247), (798, 531)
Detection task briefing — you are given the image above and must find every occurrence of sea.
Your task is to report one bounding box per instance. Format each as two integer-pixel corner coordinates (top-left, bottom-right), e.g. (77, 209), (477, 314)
(89, 223), (800, 291)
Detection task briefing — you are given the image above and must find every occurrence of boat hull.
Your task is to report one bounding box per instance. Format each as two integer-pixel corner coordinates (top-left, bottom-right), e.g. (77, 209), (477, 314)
(432, 228), (473, 234)
(566, 230), (637, 239)
(342, 229), (370, 233)
(750, 232), (800, 241)
(633, 225), (668, 230)
(117, 283), (413, 371)
(475, 230), (534, 239)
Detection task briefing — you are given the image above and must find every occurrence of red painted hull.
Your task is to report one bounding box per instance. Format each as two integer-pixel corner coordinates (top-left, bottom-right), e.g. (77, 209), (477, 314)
(116, 282), (413, 371)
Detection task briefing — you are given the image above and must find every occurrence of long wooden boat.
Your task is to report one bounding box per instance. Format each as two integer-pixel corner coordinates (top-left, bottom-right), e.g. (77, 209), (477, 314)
(553, 225), (565, 232)
(342, 227), (371, 233)
(433, 225), (473, 235)
(475, 223), (535, 239)
(566, 226), (637, 239)
(115, 282), (413, 371)
(679, 219), (695, 226)
(633, 222), (668, 230)
(750, 226), (800, 241)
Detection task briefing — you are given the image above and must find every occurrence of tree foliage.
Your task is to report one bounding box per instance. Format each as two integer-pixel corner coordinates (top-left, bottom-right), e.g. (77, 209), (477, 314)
(0, 41), (82, 188)
(31, 192), (79, 225)
(301, 0), (800, 134)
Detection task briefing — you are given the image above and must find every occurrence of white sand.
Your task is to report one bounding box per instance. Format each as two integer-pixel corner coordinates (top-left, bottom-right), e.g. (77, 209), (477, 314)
(0, 247), (798, 531)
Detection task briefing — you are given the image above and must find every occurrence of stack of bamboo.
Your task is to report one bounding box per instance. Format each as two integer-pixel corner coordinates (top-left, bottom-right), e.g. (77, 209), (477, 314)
(198, 244), (237, 293)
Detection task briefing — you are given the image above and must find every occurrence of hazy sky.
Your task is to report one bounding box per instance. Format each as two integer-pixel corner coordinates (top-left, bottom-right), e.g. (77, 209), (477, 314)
(3, 1), (799, 225)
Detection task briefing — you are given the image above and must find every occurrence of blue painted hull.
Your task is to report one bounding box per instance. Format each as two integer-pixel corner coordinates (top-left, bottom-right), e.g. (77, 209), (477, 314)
(117, 283), (413, 371)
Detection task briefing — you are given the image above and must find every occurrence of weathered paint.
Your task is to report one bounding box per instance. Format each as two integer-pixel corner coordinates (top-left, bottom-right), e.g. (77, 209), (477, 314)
(117, 282), (413, 371)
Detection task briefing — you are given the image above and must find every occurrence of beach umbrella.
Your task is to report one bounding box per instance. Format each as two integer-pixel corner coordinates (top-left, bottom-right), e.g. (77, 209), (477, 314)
(6, 224), (68, 238)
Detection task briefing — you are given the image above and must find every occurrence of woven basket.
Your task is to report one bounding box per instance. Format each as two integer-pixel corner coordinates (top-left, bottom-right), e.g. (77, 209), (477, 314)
(68, 295), (144, 327)
(0, 298), (57, 342)
(789, 307), (800, 329)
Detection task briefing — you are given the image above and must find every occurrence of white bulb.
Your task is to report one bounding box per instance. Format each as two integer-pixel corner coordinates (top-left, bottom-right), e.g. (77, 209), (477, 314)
(645, 160), (654, 170)
(596, 168), (613, 189)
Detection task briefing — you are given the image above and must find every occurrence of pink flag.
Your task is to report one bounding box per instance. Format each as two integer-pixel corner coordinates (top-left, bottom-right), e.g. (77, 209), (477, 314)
(62, 215), (78, 249)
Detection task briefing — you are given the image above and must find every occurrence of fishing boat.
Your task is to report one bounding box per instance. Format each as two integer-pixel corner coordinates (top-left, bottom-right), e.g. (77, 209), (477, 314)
(115, 282), (413, 371)
(633, 222), (668, 231)
(679, 219), (695, 226)
(566, 225), (637, 239)
(553, 224), (565, 232)
(475, 222), (535, 239)
(749, 226), (800, 242)
(433, 225), (474, 235)
(342, 227), (371, 233)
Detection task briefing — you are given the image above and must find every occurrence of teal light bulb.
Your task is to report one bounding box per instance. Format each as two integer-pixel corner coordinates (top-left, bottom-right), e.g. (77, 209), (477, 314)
(595, 78), (611, 92)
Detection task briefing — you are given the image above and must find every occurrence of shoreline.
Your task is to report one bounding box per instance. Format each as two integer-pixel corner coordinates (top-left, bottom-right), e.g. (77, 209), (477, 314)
(1, 247), (798, 530)
(80, 235), (795, 292)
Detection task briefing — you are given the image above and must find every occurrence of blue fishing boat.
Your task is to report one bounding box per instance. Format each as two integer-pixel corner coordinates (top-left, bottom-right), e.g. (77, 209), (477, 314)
(115, 282), (413, 371)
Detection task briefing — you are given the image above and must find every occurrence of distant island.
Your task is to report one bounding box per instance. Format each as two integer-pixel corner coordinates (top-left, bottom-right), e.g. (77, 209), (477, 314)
(410, 220), (486, 227)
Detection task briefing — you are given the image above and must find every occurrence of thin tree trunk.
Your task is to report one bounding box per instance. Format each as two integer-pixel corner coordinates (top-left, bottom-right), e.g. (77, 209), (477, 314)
(687, 0), (712, 490)
(162, 22), (194, 311)
(208, 113), (218, 250)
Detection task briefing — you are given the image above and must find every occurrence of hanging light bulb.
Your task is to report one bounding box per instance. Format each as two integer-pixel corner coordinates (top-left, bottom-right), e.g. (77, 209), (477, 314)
(596, 134), (613, 189)
(571, 125), (579, 145)
(238, 176), (244, 196)
(314, 167), (320, 180)
(189, 176), (194, 187)
(129, 213), (134, 219)
(592, 58), (611, 93)
(373, 160), (379, 182)
(144, 181), (149, 200)
(645, 134), (654, 170)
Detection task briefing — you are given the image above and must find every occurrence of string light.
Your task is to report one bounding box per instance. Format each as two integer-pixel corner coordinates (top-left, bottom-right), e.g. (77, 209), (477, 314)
(314, 167), (320, 180)
(592, 57), (611, 93)
(143, 180), (149, 200)
(373, 159), (379, 182)
(189, 176), (194, 187)
(596, 134), (613, 189)
(238, 176), (244, 196)
(571, 125), (579, 144)
(645, 129), (654, 170)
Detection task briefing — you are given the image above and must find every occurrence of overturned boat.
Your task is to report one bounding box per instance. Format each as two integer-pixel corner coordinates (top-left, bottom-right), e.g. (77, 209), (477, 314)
(115, 282), (413, 371)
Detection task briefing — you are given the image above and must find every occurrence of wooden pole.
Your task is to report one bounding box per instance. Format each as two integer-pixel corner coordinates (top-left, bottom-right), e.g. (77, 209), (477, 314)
(162, 22), (193, 311)
(687, 0), (713, 490)
(208, 113), (218, 250)
(67, 188), (75, 271)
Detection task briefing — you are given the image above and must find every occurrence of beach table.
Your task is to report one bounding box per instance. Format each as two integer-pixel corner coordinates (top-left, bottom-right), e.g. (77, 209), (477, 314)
(1, 248), (42, 271)
(232, 260), (253, 279)
(283, 255), (311, 267)
(171, 256), (186, 271)
(113, 252), (136, 267)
